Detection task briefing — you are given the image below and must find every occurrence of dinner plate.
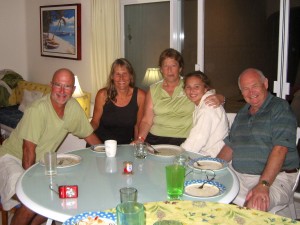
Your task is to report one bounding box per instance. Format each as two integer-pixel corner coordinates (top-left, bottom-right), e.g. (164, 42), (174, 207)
(188, 157), (228, 171)
(147, 144), (184, 157)
(40, 154), (82, 168)
(62, 211), (116, 225)
(184, 180), (226, 198)
(90, 144), (106, 153)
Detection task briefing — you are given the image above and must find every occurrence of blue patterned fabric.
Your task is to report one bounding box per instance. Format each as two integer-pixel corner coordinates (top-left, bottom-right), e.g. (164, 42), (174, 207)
(0, 105), (23, 129)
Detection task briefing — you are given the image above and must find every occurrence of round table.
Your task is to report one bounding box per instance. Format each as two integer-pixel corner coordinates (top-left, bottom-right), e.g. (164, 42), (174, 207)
(16, 145), (239, 222)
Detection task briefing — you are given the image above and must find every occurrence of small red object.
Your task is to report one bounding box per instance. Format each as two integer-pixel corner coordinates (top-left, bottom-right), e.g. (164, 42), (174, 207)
(123, 161), (133, 174)
(59, 185), (78, 198)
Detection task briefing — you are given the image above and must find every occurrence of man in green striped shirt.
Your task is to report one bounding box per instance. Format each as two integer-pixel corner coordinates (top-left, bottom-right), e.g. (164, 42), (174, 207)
(218, 68), (299, 215)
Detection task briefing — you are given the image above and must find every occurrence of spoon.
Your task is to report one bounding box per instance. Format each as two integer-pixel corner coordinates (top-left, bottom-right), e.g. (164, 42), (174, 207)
(198, 170), (216, 189)
(145, 142), (160, 154)
(188, 157), (202, 167)
(198, 180), (209, 189)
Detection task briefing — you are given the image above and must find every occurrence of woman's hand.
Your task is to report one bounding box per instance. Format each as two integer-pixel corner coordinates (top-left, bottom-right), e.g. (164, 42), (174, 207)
(204, 94), (225, 108)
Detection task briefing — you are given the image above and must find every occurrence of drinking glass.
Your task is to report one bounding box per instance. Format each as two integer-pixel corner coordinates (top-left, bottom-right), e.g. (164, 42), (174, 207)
(165, 164), (185, 200)
(120, 187), (138, 203)
(44, 152), (57, 176)
(116, 201), (145, 225)
(134, 141), (147, 159)
(173, 154), (188, 167)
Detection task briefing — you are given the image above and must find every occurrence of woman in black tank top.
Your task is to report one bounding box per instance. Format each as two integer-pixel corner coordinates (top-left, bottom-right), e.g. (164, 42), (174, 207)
(90, 58), (146, 144)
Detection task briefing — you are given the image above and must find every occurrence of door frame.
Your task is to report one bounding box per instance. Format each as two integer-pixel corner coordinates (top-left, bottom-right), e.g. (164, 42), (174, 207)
(120, 0), (183, 55)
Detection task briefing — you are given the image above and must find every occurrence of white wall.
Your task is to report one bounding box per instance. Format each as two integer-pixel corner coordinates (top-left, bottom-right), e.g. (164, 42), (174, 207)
(0, 0), (28, 79)
(0, 0), (93, 93)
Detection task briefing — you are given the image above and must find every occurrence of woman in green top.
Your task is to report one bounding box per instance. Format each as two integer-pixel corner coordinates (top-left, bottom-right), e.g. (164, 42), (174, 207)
(137, 48), (225, 145)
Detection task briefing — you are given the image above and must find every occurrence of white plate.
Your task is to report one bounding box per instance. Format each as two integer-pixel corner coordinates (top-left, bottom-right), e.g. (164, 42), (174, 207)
(188, 157), (228, 171)
(148, 144), (184, 157)
(63, 211), (116, 225)
(90, 144), (106, 153)
(40, 154), (82, 168)
(184, 180), (226, 198)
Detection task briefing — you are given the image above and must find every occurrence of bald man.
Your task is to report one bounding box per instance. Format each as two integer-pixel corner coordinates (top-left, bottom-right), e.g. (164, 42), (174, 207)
(0, 68), (101, 225)
(218, 68), (299, 215)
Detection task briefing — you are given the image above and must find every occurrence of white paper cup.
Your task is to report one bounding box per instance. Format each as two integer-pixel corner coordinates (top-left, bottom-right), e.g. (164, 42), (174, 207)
(104, 140), (117, 157)
(44, 152), (57, 176)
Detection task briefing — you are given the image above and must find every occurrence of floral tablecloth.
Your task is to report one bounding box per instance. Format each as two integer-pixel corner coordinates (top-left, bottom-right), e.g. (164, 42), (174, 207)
(107, 200), (300, 225)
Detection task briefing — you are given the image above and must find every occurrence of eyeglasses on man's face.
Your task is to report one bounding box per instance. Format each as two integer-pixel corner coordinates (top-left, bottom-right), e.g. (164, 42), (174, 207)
(51, 82), (74, 91)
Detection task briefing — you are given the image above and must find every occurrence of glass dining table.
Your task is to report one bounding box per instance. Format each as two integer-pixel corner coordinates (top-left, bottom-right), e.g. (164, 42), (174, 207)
(16, 145), (239, 223)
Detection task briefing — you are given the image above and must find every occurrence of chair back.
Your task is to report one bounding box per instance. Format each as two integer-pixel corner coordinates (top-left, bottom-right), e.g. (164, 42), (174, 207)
(226, 113), (236, 128)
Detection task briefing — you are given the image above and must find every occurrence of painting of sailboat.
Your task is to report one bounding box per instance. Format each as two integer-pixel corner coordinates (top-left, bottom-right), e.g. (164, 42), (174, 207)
(40, 4), (81, 60)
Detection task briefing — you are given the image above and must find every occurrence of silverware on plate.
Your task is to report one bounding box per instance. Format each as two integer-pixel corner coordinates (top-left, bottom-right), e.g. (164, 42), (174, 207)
(90, 144), (105, 152)
(145, 142), (160, 154)
(188, 156), (202, 167)
(198, 170), (216, 189)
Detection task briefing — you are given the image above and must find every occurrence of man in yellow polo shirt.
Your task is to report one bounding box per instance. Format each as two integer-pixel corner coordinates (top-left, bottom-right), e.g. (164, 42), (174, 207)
(0, 68), (101, 225)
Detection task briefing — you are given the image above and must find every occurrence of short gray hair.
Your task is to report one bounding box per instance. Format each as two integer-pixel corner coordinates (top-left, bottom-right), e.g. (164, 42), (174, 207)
(238, 68), (266, 90)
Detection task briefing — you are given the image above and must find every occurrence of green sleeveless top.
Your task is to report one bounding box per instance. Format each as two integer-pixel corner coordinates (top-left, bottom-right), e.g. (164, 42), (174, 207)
(150, 79), (194, 138)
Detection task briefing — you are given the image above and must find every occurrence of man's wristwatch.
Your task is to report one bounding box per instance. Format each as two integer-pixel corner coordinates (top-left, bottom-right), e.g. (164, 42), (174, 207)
(260, 180), (270, 187)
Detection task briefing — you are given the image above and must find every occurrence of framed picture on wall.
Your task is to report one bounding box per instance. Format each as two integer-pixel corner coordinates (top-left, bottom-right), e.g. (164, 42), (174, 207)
(40, 4), (81, 60)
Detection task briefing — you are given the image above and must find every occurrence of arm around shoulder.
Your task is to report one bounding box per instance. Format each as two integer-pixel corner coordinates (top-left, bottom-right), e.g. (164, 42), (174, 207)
(204, 91), (225, 108)
(90, 88), (107, 130)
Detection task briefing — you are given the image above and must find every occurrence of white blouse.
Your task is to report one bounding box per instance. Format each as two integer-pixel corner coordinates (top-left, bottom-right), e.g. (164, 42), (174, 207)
(180, 90), (229, 157)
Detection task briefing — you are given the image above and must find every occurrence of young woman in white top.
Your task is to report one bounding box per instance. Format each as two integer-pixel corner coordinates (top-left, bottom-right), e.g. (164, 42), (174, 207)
(180, 71), (229, 157)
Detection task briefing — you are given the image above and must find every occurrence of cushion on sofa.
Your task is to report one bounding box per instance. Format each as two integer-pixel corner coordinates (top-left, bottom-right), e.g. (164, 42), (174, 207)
(8, 80), (51, 105)
(18, 89), (43, 112)
(6, 80), (91, 119)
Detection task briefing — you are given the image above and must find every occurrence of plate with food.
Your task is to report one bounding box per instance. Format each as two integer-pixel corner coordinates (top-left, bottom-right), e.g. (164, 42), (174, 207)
(188, 157), (228, 171)
(147, 144), (184, 157)
(63, 211), (116, 225)
(90, 144), (106, 153)
(184, 180), (226, 198)
(40, 153), (82, 168)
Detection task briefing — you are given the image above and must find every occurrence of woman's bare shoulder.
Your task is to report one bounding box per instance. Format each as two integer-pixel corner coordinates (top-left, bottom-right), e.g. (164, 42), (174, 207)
(95, 88), (108, 102)
(96, 88), (107, 96)
(137, 88), (146, 96)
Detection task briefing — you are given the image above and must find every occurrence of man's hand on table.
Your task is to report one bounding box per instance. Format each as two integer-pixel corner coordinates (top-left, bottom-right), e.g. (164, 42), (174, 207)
(244, 184), (270, 211)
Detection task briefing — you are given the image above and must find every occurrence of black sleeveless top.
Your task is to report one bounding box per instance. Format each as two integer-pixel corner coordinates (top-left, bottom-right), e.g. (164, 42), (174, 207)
(94, 87), (138, 144)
